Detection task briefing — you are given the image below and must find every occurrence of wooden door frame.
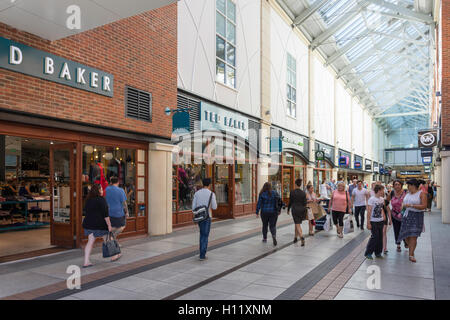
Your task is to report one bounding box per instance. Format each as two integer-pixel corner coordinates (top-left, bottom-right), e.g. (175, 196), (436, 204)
(49, 142), (76, 248)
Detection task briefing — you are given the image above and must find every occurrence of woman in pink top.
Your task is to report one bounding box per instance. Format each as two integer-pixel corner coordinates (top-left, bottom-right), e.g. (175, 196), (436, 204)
(328, 182), (352, 238)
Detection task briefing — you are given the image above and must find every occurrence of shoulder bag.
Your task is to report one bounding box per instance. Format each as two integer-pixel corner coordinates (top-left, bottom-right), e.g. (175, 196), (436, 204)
(102, 232), (121, 258)
(192, 192), (213, 223)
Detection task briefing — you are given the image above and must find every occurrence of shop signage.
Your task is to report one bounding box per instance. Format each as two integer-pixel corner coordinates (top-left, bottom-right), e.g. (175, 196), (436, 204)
(420, 148), (433, 158)
(172, 111), (190, 133)
(200, 102), (249, 140)
(424, 166), (431, 173)
(418, 130), (437, 148)
(315, 151), (325, 161)
(281, 131), (304, 153)
(315, 142), (334, 161)
(365, 159), (372, 171)
(422, 156), (432, 164)
(0, 36), (113, 97)
(373, 162), (379, 173)
(339, 156), (349, 167)
(354, 161), (362, 169)
(400, 171), (422, 176)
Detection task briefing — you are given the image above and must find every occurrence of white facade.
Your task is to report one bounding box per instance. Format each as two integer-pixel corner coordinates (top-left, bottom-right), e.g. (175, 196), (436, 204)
(335, 81), (352, 152)
(177, 0), (261, 118)
(352, 100), (364, 156)
(269, 8), (309, 136)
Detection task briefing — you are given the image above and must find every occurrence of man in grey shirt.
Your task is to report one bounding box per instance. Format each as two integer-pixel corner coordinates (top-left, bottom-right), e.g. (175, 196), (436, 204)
(192, 178), (217, 261)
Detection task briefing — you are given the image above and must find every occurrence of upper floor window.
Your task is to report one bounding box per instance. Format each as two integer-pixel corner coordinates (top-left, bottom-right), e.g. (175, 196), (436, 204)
(216, 0), (236, 88)
(286, 53), (296, 118)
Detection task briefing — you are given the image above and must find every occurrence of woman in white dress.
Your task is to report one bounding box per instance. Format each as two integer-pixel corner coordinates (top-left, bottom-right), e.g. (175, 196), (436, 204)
(398, 179), (427, 263)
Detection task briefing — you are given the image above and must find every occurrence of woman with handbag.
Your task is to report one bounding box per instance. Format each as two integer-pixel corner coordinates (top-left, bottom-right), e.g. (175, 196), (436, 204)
(306, 185), (319, 236)
(256, 182), (281, 246)
(388, 180), (408, 252)
(287, 179), (307, 246)
(82, 184), (113, 268)
(328, 182), (352, 238)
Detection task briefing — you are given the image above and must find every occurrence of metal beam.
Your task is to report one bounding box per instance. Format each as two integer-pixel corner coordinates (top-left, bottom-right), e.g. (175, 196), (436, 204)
(365, 0), (433, 24)
(374, 112), (428, 119)
(292, 0), (330, 27)
(311, 1), (370, 50)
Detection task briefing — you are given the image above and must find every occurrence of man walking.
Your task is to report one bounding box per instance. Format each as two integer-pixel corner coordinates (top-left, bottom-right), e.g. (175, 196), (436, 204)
(352, 180), (369, 230)
(348, 179), (358, 196)
(105, 176), (128, 261)
(192, 178), (217, 261)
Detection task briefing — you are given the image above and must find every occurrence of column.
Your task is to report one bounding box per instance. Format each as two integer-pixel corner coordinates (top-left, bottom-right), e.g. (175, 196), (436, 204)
(307, 47), (315, 185)
(440, 151), (450, 223)
(148, 142), (178, 235)
(436, 162), (442, 209)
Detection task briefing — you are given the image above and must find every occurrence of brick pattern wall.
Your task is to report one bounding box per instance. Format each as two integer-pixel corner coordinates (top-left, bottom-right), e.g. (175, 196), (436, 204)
(0, 4), (177, 139)
(442, 0), (450, 147)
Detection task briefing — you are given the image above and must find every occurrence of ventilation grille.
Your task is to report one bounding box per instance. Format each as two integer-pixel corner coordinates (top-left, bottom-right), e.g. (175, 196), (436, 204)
(125, 86), (152, 122)
(177, 94), (200, 131)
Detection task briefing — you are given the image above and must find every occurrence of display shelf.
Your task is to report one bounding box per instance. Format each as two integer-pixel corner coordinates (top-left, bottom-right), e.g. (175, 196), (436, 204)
(0, 199), (51, 232)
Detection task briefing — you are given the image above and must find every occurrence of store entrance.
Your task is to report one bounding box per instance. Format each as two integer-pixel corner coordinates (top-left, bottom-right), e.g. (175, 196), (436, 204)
(50, 143), (76, 248)
(282, 167), (293, 205)
(212, 163), (233, 219)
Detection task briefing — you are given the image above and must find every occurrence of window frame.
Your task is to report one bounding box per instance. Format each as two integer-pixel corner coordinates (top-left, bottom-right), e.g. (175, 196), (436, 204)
(215, 0), (237, 88)
(286, 53), (297, 118)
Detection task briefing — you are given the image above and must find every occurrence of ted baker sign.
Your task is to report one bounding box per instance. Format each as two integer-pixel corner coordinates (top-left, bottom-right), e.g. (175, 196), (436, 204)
(0, 36), (113, 97)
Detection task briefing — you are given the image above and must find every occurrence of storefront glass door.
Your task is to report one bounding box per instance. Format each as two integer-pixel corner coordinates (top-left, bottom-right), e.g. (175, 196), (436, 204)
(50, 143), (75, 248)
(282, 167), (293, 204)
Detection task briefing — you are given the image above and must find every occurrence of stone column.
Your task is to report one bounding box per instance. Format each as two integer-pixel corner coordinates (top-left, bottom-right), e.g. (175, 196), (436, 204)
(440, 151), (450, 223)
(148, 142), (178, 235)
(308, 47), (315, 186)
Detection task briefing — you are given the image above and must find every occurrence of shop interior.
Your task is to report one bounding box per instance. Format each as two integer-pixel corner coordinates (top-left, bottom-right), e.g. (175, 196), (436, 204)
(0, 136), (57, 257)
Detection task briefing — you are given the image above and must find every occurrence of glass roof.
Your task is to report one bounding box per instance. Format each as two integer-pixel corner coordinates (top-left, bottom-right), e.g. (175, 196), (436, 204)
(282, 0), (433, 134)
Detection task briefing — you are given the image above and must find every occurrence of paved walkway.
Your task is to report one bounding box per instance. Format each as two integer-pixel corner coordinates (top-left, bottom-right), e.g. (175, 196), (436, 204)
(0, 209), (448, 300)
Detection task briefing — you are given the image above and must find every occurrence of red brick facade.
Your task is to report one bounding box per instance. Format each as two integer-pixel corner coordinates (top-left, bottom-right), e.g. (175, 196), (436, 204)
(0, 4), (176, 139)
(441, 0), (450, 147)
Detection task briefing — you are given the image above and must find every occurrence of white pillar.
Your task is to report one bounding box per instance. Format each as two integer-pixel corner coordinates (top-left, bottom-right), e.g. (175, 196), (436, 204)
(440, 151), (450, 223)
(148, 143), (177, 235)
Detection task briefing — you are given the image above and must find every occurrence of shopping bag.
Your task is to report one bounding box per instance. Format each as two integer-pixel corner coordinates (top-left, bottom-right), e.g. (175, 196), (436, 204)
(343, 216), (354, 234)
(307, 207), (314, 220)
(323, 214), (332, 232)
(102, 232), (121, 258)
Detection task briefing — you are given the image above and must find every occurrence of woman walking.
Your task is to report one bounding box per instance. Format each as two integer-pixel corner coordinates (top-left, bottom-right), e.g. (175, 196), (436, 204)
(399, 179), (427, 263)
(388, 180), (408, 252)
(382, 192), (392, 255)
(306, 184), (322, 236)
(82, 184), (113, 267)
(256, 182), (281, 246)
(287, 179), (307, 246)
(365, 185), (386, 259)
(427, 180), (433, 212)
(328, 182), (352, 238)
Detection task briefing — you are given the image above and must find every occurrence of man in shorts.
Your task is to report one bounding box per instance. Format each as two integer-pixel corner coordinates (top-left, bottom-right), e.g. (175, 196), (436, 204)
(105, 176), (128, 261)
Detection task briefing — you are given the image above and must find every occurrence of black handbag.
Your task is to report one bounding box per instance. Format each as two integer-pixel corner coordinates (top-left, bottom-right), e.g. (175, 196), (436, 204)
(192, 192), (213, 223)
(102, 232), (121, 258)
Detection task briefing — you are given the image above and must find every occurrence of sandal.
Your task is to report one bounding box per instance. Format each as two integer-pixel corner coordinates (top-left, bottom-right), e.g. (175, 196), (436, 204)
(111, 254), (122, 262)
(409, 256), (416, 263)
(301, 237), (305, 247)
(82, 264), (93, 268)
(396, 246), (401, 252)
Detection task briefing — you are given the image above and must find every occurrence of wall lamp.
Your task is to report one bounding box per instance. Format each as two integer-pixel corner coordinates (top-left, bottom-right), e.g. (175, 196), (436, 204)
(165, 107), (193, 116)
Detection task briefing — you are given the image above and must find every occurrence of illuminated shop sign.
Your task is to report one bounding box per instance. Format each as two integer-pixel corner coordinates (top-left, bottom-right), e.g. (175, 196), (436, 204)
(200, 102), (249, 140)
(0, 36), (113, 97)
(365, 159), (372, 171)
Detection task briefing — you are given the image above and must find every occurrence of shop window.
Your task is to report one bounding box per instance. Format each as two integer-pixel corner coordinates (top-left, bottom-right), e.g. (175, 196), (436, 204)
(174, 163), (206, 212)
(235, 163), (253, 204)
(268, 168), (281, 196)
(286, 53), (297, 118)
(215, 163), (229, 204)
(82, 145), (138, 217)
(216, 0), (236, 88)
(283, 152), (294, 165)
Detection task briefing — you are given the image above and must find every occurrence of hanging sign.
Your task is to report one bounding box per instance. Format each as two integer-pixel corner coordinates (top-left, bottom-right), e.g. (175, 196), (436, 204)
(418, 130), (437, 148)
(0, 36), (113, 97)
(422, 156), (432, 164)
(315, 151), (325, 161)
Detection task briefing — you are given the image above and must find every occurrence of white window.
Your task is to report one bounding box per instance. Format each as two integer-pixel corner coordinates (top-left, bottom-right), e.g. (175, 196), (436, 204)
(286, 53), (297, 118)
(216, 0), (236, 88)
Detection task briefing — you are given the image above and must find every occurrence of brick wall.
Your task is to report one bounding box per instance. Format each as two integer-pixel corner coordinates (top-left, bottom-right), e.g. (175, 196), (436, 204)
(0, 4), (177, 139)
(442, 0), (450, 147)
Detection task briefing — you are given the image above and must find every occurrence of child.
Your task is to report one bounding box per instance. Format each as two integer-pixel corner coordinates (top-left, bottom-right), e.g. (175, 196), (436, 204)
(365, 185), (386, 259)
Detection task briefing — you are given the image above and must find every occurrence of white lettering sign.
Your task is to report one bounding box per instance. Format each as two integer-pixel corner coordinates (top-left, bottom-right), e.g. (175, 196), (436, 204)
(9, 45), (22, 65)
(59, 62), (71, 80)
(44, 57), (54, 74)
(102, 76), (111, 91)
(77, 67), (86, 84)
(91, 72), (98, 88)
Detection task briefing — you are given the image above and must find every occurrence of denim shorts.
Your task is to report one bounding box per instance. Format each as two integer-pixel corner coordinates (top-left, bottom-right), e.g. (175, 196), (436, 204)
(110, 216), (126, 228)
(84, 229), (108, 238)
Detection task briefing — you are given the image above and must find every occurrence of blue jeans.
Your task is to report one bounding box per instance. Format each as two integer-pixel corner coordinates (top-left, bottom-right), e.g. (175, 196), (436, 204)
(198, 217), (211, 258)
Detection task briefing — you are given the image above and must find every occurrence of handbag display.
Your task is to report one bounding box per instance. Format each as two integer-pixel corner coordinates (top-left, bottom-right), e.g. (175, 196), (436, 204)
(192, 192), (213, 223)
(102, 232), (121, 258)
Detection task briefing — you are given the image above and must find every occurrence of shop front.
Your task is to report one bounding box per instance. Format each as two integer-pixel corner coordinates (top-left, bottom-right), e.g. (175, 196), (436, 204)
(313, 142), (335, 194)
(0, 121), (148, 257)
(171, 100), (258, 226)
(268, 129), (309, 204)
(373, 162), (380, 181)
(364, 159), (373, 184)
(337, 149), (351, 183)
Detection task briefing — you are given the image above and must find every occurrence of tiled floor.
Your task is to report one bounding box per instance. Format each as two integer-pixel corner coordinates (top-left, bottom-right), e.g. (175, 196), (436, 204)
(0, 209), (448, 300)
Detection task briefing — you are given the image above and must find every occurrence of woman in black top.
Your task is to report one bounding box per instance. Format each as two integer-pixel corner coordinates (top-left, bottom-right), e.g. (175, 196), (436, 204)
(287, 179), (307, 246)
(82, 184), (112, 268)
